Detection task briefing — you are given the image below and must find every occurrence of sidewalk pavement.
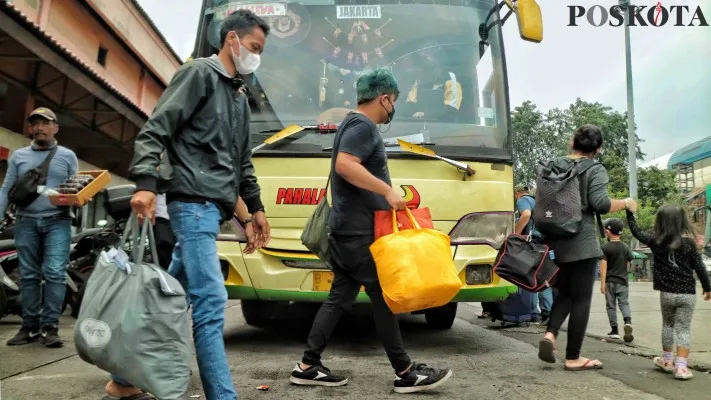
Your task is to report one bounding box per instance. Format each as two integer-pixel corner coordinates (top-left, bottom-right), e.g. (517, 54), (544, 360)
(588, 281), (711, 369)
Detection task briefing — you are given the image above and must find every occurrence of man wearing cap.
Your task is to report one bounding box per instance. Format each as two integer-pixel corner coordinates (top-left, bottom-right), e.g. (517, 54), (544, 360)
(514, 184), (553, 324)
(600, 218), (634, 342)
(0, 107), (78, 348)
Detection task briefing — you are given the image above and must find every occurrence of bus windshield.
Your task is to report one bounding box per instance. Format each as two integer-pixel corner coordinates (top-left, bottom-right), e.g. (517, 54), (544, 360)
(198, 0), (510, 160)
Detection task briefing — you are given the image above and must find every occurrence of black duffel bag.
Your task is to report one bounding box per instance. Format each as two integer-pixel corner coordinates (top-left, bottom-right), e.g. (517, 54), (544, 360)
(8, 147), (57, 207)
(493, 234), (559, 292)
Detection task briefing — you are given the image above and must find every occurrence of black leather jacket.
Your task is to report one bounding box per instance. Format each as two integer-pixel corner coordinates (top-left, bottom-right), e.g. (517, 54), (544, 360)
(129, 55), (263, 221)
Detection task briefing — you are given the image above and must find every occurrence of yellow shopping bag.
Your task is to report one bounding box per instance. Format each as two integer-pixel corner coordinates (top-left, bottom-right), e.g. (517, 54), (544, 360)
(369, 208), (461, 314)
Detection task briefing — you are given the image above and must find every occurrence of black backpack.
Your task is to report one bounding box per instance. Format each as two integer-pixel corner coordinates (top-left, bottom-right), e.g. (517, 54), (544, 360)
(8, 147), (58, 207)
(533, 157), (604, 238)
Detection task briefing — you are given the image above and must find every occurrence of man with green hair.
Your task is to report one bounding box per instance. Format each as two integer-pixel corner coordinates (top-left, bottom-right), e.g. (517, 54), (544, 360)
(290, 68), (452, 393)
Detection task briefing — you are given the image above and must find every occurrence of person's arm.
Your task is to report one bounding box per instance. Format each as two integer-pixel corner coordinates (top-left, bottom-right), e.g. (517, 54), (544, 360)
(587, 165), (627, 214)
(599, 258), (608, 294)
(335, 153), (392, 197)
(626, 210), (654, 247)
(334, 121), (392, 197)
(234, 196), (250, 222)
(0, 154), (18, 218)
(515, 210), (531, 235)
(689, 244), (711, 293)
(236, 100), (264, 214)
(130, 63), (209, 194)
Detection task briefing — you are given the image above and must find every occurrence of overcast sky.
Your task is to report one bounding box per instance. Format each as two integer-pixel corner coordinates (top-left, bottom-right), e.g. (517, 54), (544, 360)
(136, 0), (711, 161)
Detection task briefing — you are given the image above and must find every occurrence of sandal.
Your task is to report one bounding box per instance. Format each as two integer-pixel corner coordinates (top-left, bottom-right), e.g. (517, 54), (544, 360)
(653, 357), (674, 373)
(538, 338), (556, 364)
(102, 392), (155, 400)
(564, 358), (603, 371)
(674, 367), (693, 380)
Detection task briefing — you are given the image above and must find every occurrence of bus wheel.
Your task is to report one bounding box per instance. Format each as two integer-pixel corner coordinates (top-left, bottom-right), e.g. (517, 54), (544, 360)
(424, 302), (457, 329)
(241, 299), (271, 326)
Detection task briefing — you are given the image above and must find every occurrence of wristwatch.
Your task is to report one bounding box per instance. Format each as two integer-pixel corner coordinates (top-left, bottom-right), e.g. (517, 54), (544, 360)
(241, 217), (253, 227)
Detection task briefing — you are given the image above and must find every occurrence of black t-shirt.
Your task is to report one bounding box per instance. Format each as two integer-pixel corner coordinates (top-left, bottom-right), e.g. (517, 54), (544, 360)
(327, 113), (391, 235)
(601, 240), (633, 285)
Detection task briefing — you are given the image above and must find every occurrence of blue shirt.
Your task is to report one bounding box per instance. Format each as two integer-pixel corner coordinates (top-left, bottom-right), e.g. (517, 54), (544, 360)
(515, 195), (540, 238)
(0, 145), (78, 217)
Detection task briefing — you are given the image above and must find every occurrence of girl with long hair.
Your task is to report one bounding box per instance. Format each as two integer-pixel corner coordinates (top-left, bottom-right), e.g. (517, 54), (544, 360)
(626, 201), (711, 380)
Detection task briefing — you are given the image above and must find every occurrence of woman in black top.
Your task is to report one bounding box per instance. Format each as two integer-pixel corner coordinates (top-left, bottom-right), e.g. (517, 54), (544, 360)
(626, 200), (711, 380)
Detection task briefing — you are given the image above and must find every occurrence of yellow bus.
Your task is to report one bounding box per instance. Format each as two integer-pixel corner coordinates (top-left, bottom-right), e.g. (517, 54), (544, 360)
(193, 0), (542, 329)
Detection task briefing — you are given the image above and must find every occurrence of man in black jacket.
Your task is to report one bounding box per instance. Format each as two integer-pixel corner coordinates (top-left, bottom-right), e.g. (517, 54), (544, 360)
(107, 10), (271, 400)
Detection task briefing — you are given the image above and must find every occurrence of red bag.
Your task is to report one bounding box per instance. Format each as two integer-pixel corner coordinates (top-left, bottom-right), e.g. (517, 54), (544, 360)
(374, 207), (434, 240)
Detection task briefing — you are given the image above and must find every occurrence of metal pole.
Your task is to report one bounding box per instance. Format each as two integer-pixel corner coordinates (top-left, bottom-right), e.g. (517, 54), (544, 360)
(622, 0), (637, 200)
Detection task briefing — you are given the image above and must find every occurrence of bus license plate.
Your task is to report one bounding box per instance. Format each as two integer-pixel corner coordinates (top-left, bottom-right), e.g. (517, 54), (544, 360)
(312, 272), (364, 292)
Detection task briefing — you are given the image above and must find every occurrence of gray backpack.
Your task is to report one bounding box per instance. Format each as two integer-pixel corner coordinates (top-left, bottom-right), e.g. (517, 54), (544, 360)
(533, 158), (603, 238)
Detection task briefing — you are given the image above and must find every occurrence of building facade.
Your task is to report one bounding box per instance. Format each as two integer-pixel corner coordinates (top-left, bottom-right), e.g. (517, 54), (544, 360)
(0, 0), (181, 185)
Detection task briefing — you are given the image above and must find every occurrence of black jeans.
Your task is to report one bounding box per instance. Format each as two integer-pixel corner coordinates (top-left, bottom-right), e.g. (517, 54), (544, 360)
(154, 217), (176, 271)
(302, 234), (412, 373)
(546, 257), (598, 360)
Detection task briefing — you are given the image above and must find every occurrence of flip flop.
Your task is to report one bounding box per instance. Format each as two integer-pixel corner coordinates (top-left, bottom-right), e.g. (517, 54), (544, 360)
(538, 338), (556, 364)
(102, 392), (155, 400)
(564, 359), (603, 371)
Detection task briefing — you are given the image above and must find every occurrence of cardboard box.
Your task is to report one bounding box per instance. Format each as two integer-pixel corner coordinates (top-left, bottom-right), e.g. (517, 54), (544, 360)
(49, 170), (111, 207)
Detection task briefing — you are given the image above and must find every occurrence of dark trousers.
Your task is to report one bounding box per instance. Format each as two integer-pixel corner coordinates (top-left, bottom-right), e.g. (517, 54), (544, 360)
(546, 258), (597, 360)
(302, 234), (412, 373)
(154, 217), (176, 271)
(605, 281), (632, 328)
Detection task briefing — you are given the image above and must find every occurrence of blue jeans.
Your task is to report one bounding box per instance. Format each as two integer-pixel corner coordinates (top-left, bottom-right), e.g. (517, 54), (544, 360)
(14, 215), (71, 328)
(112, 201), (236, 399)
(531, 287), (554, 318)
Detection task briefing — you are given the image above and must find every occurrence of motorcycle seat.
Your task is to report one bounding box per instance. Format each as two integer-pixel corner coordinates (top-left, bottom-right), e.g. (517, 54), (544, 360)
(71, 228), (103, 243)
(0, 239), (15, 252)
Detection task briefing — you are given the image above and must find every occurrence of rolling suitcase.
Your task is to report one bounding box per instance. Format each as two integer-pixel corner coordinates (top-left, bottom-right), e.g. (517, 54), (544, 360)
(492, 287), (533, 326)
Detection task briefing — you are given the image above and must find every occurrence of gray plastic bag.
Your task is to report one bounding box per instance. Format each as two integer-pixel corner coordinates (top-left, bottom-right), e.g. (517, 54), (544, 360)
(74, 216), (191, 400)
(300, 174), (331, 263)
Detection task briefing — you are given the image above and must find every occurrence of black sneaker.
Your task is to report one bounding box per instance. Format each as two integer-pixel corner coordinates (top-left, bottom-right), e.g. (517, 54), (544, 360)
(623, 324), (634, 343)
(607, 329), (620, 340)
(540, 313), (550, 325)
(41, 324), (64, 348)
(289, 363), (348, 387)
(6, 326), (41, 346)
(393, 363), (452, 394)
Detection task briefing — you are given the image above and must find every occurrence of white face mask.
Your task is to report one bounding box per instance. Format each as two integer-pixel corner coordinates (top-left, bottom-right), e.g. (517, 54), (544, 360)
(230, 35), (261, 75)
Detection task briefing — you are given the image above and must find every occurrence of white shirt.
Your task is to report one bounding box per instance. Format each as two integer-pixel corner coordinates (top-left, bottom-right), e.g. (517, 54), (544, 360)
(155, 193), (169, 220)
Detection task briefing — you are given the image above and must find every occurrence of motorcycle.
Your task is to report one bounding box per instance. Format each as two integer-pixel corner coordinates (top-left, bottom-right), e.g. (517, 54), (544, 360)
(63, 184), (136, 318)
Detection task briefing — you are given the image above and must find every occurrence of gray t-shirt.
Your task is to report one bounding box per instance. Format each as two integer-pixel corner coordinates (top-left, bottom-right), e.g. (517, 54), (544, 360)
(545, 156), (612, 264)
(328, 113), (391, 235)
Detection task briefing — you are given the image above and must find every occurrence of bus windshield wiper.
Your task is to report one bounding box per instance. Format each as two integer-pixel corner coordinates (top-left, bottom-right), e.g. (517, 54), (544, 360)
(260, 123), (338, 134)
(384, 141), (435, 147)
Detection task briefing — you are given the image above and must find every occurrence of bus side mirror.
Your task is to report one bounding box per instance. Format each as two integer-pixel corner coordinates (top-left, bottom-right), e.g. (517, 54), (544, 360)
(515, 0), (543, 43)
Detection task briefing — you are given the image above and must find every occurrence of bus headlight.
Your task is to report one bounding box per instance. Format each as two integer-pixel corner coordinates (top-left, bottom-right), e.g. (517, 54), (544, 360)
(449, 212), (513, 249)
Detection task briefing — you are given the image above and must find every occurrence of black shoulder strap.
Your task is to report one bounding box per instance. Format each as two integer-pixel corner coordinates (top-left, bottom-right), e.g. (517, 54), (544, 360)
(38, 147), (58, 185)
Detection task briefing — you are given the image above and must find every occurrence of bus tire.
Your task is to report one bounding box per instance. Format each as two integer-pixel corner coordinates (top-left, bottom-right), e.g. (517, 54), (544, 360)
(241, 299), (268, 326)
(424, 302), (457, 329)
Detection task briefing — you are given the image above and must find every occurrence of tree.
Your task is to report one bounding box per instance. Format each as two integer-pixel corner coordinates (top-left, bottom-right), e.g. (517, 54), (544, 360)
(511, 102), (567, 187)
(638, 166), (680, 209)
